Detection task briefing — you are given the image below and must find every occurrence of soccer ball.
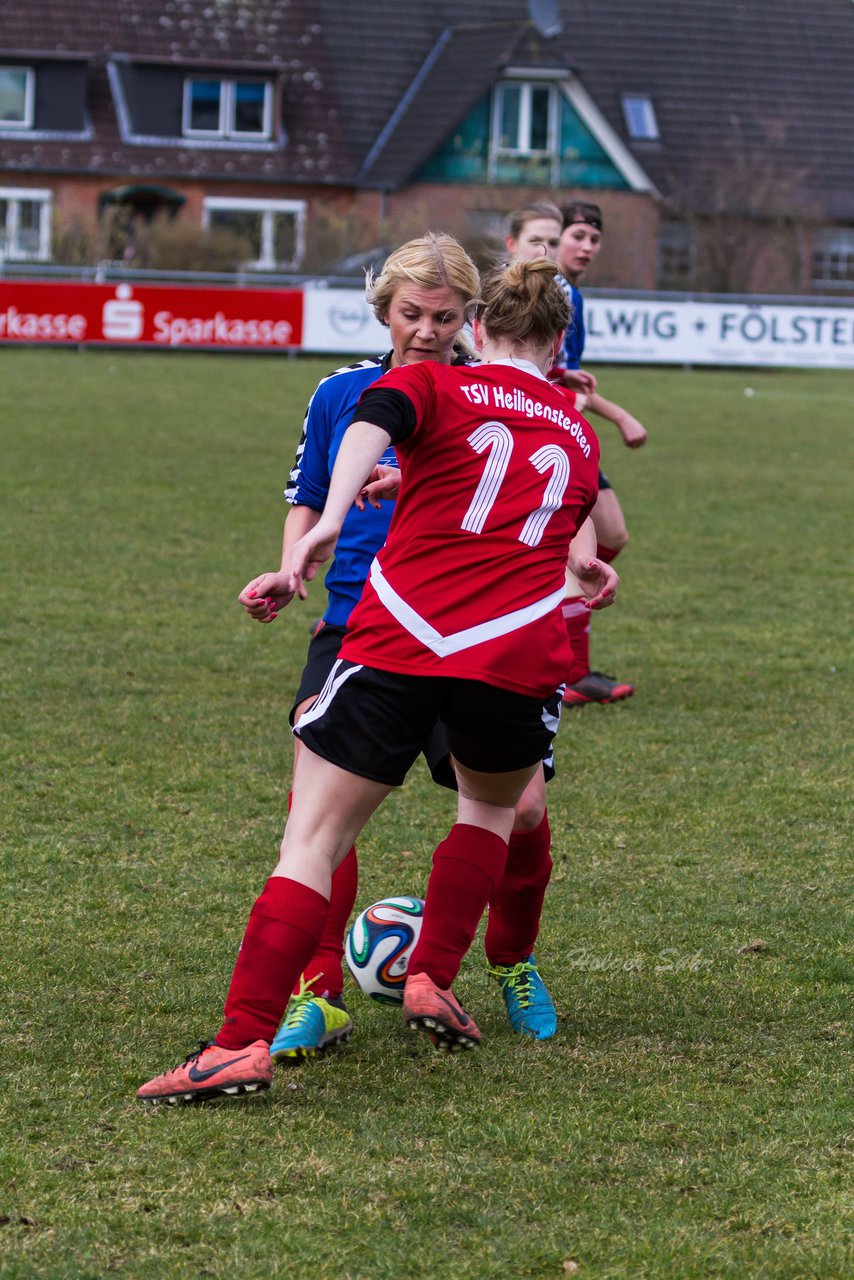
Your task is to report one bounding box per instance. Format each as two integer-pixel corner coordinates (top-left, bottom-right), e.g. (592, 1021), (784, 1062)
(345, 896), (425, 1004)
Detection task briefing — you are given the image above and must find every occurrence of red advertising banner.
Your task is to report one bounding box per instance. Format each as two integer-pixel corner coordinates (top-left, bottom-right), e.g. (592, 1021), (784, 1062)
(0, 281), (303, 350)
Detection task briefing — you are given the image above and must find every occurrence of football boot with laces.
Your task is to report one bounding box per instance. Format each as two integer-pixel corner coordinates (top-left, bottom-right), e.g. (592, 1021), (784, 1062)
(270, 978), (353, 1062)
(488, 954), (557, 1040)
(136, 1039), (272, 1104)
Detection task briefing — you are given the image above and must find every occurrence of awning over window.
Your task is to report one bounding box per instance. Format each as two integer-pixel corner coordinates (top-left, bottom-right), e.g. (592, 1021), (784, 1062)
(99, 184), (186, 209)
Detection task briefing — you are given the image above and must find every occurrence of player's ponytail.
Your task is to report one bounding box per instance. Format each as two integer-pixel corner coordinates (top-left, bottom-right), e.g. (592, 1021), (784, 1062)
(477, 258), (569, 350)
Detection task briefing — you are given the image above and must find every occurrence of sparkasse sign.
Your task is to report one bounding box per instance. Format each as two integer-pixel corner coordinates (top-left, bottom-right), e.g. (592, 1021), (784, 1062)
(0, 282), (303, 349)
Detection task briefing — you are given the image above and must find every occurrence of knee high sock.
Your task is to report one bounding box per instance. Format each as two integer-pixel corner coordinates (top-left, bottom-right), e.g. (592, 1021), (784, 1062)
(596, 543), (620, 564)
(216, 876), (328, 1049)
(563, 597), (591, 684)
(484, 811), (553, 966)
(408, 824), (509, 990)
(295, 845), (358, 999)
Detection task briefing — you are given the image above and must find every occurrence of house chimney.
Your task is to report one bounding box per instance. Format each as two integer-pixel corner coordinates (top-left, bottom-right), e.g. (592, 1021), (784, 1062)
(528, 0), (562, 37)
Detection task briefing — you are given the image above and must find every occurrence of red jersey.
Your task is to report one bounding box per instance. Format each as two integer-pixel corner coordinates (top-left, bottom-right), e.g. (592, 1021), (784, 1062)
(339, 359), (600, 698)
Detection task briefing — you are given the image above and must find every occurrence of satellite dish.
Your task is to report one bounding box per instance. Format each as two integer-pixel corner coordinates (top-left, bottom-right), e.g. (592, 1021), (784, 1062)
(528, 0), (562, 37)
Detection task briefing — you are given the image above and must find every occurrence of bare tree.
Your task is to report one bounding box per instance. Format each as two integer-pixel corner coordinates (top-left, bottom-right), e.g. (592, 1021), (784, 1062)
(663, 116), (817, 294)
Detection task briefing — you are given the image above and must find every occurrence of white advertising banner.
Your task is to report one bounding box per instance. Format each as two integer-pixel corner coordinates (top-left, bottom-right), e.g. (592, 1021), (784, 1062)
(303, 285), (854, 368)
(302, 284), (388, 353)
(582, 298), (854, 368)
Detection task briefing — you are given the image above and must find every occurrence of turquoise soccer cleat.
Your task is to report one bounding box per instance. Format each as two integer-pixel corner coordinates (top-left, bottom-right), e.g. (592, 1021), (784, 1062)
(487, 954), (557, 1040)
(270, 979), (353, 1063)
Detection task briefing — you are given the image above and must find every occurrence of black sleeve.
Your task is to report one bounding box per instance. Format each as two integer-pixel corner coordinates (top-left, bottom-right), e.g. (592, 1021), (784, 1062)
(349, 387), (417, 446)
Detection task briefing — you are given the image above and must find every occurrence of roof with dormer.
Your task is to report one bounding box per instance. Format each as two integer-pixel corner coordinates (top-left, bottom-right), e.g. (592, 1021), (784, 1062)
(0, 0), (851, 215)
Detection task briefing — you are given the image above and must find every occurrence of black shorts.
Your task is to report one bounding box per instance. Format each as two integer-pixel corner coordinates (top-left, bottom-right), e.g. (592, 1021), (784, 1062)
(292, 624), (459, 788)
(290, 623), (348, 724)
(294, 661), (562, 788)
(598, 468), (611, 491)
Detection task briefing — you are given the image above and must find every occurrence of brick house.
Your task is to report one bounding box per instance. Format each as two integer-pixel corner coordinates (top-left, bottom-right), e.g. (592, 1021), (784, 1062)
(1, 0), (852, 293)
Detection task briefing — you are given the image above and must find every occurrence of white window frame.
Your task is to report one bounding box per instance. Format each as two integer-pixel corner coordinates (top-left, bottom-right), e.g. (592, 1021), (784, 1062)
(182, 77), (273, 141)
(622, 95), (659, 141)
(491, 80), (558, 157)
(0, 65), (35, 130)
(812, 227), (854, 289)
(0, 187), (52, 261)
(202, 197), (305, 270)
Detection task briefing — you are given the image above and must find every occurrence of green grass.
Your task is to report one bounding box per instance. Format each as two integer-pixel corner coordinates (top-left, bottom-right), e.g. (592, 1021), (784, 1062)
(1, 351), (851, 1279)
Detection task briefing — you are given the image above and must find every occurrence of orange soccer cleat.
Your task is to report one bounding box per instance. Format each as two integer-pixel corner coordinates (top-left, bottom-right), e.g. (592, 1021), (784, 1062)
(402, 972), (482, 1052)
(136, 1039), (272, 1105)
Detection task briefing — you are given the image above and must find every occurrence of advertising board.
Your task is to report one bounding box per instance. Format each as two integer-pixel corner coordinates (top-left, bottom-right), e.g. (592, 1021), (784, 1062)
(0, 281), (303, 350)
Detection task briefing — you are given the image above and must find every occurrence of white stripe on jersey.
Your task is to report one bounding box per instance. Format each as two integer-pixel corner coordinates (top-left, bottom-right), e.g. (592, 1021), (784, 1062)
(295, 658), (364, 732)
(284, 357), (383, 504)
(369, 558), (565, 658)
(561, 599), (590, 620)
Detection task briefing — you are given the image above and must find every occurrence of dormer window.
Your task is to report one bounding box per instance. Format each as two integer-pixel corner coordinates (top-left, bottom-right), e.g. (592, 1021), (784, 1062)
(494, 81), (556, 154)
(622, 95), (659, 141)
(183, 77), (273, 140)
(0, 66), (35, 130)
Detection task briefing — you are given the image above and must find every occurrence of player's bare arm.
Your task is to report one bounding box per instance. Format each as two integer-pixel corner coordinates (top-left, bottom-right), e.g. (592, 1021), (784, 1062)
(586, 391), (648, 447)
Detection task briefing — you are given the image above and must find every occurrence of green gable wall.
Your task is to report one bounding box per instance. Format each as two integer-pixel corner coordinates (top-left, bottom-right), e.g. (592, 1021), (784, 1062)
(413, 89), (630, 188)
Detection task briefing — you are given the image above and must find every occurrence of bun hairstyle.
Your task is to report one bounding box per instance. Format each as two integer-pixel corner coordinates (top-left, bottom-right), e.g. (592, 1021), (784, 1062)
(366, 232), (480, 326)
(477, 257), (570, 349)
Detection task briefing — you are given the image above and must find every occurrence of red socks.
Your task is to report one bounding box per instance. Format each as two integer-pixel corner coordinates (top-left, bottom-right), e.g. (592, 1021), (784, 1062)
(562, 596), (591, 684)
(596, 543), (620, 564)
(484, 811), (552, 966)
(408, 824), (509, 989)
(216, 876), (328, 1049)
(294, 845), (358, 999)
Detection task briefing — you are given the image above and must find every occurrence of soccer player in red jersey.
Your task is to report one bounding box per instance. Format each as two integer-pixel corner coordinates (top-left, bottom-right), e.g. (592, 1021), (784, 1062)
(137, 254), (618, 1102)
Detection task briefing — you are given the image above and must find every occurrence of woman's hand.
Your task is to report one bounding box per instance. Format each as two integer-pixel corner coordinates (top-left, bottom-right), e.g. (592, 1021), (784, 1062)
(568, 556), (619, 610)
(355, 464), (402, 510)
(557, 367), (597, 395)
(616, 410), (648, 448)
(237, 572), (295, 623)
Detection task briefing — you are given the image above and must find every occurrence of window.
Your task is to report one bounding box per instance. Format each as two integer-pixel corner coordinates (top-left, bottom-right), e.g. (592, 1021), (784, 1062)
(0, 188), (52, 260)
(0, 66), (34, 130)
(622, 95), (659, 141)
(183, 78), (273, 140)
(493, 82), (556, 154)
(657, 221), (696, 290)
(203, 198), (304, 270)
(812, 227), (854, 289)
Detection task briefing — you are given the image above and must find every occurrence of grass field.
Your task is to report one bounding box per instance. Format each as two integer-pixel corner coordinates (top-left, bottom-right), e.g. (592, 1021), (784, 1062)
(1, 350), (851, 1279)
